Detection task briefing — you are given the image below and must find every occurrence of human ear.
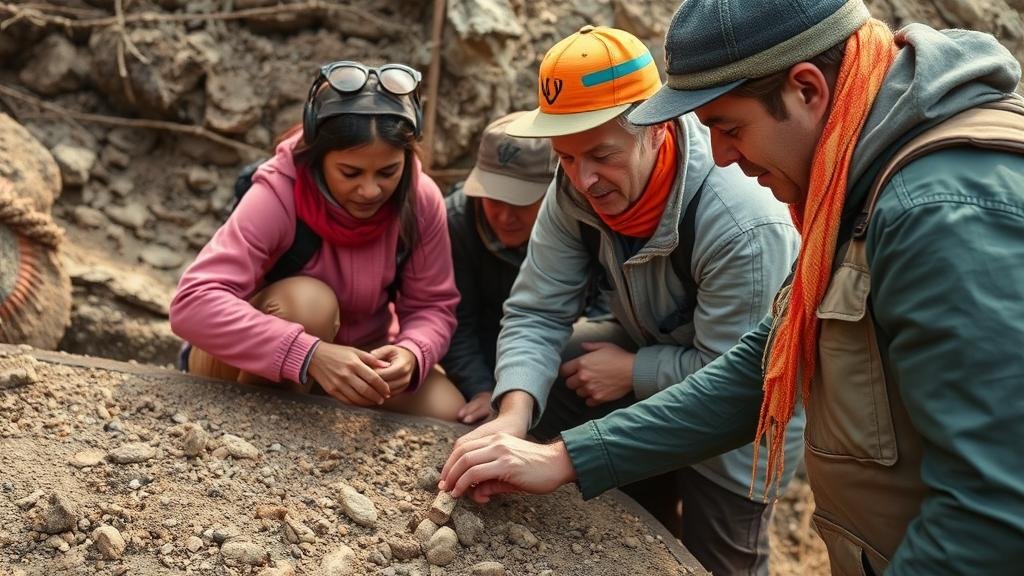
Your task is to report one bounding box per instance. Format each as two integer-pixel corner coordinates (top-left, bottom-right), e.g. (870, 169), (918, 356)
(646, 122), (669, 150)
(786, 63), (831, 124)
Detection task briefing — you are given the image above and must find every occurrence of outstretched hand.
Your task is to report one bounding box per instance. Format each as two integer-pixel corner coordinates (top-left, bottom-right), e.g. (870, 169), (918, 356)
(440, 391), (533, 486)
(437, 433), (576, 503)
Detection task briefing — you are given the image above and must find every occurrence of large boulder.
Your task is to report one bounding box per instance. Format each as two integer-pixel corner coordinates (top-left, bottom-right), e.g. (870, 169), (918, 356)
(17, 34), (91, 96)
(0, 114), (62, 213)
(89, 26), (209, 120)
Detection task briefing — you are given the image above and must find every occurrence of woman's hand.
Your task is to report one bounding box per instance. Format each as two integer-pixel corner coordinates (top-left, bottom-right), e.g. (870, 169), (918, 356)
(308, 342), (391, 406)
(457, 391), (493, 424)
(370, 345), (418, 395)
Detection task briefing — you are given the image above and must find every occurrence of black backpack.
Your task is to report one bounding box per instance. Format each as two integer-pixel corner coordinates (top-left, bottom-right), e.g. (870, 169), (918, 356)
(578, 185), (702, 316)
(231, 161), (408, 299)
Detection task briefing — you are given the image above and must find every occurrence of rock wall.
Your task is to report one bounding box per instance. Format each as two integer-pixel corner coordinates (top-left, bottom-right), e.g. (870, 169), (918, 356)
(2, 1), (1020, 172)
(0, 0), (1020, 365)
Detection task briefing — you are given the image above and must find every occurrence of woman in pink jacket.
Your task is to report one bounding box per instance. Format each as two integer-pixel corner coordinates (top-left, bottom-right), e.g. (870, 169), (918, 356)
(170, 60), (464, 420)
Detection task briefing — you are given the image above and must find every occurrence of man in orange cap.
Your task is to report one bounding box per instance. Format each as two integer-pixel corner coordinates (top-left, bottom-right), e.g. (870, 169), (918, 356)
(441, 26), (801, 574)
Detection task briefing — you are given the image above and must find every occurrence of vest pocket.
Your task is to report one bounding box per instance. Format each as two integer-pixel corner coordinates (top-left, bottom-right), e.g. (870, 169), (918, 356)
(809, 262), (898, 465)
(813, 513), (888, 576)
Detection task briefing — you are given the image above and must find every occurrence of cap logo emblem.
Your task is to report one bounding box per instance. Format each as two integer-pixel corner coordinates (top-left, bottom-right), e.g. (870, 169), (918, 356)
(542, 77), (563, 105)
(496, 141), (521, 166)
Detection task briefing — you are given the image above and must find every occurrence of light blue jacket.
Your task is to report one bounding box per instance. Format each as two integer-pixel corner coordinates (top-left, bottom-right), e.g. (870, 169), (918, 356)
(493, 115), (803, 498)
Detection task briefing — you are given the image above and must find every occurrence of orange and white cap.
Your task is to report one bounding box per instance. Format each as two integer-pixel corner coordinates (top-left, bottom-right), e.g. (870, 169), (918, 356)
(506, 25), (662, 138)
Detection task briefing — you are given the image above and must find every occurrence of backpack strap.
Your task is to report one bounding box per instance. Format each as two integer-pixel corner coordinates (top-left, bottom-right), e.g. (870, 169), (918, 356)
(386, 237), (408, 303)
(578, 219), (602, 271)
(578, 186), (703, 313)
(853, 96), (1024, 240)
(231, 160), (264, 212)
(265, 218), (322, 285)
(674, 185), (703, 315)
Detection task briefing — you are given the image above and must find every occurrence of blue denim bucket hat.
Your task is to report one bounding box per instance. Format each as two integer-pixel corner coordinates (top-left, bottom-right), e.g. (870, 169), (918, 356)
(629, 0), (870, 125)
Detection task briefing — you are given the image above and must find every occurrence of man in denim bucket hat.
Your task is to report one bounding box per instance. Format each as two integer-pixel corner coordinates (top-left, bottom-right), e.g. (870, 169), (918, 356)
(440, 25), (802, 575)
(439, 1), (1024, 575)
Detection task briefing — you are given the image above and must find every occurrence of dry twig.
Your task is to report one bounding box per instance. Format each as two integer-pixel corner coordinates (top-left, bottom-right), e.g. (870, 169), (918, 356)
(0, 1), (402, 36)
(421, 0), (447, 170)
(0, 83), (265, 159)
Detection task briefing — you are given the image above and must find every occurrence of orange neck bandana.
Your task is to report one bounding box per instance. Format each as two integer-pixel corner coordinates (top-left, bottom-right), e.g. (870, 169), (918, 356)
(592, 126), (678, 238)
(753, 19), (898, 496)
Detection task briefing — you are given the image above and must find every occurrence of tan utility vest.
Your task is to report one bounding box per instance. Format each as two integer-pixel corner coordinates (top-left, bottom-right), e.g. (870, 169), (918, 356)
(768, 97), (1024, 576)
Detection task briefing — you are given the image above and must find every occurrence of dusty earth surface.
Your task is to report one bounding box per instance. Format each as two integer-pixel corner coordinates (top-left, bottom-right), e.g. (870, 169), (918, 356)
(1, 0), (1023, 575)
(0, 346), (704, 575)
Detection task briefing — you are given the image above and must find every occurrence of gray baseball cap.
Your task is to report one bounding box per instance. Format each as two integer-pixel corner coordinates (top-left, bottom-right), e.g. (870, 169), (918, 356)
(629, 0), (871, 125)
(464, 112), (556, 206)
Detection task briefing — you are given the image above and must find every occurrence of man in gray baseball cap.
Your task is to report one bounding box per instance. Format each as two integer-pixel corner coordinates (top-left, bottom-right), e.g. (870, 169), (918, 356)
(443, 112), (606, 424)
(439, 1), (1024, 574)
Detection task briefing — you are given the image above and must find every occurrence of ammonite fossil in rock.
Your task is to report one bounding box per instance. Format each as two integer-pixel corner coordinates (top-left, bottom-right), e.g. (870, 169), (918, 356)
(0, 179), (71, 349)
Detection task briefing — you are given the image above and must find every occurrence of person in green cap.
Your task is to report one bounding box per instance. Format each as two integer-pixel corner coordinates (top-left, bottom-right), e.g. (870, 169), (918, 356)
(439, 1), (1024, 575)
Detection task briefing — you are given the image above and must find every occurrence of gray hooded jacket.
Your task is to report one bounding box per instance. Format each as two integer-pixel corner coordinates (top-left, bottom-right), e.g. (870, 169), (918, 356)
(493, 114), (802, 498)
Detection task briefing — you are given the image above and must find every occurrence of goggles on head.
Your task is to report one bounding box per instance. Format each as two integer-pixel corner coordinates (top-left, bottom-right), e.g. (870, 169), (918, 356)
(303, 61), (423, 142)
(316, 61), (422, 96)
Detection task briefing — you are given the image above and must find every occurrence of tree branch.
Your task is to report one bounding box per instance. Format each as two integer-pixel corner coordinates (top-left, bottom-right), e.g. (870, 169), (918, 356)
(0, 83), (265, 159)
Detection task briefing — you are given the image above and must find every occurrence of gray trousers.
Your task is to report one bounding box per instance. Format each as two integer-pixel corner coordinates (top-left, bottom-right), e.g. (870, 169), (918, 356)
(531, 320), (772, 576)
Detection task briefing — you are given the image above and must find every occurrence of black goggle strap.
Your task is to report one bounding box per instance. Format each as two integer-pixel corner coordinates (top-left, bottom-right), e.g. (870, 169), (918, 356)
(306, 72), (328, 117)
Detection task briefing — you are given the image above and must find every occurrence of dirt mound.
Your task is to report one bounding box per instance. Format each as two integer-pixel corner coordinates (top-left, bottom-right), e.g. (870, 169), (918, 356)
(0, 346), (702, 576)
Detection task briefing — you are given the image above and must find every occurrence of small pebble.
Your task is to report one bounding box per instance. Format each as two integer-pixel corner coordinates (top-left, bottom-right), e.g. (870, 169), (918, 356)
(107, 443), (156, 464)
(321, 544), (359, 576)
(93, 525), (126, 559)
(185, 536), (204, 553)
(424, 526), (458, 566)
(469, 562), (506, 576)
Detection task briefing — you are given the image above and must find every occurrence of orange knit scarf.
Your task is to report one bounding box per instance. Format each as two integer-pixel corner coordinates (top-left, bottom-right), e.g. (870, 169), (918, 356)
(753, 19), (897, 497)
(593, 126), (677, 238)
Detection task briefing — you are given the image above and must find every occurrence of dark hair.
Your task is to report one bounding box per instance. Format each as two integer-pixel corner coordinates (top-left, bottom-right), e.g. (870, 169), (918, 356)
(731, 42), (847, 120)
(292, 114), (420, 249)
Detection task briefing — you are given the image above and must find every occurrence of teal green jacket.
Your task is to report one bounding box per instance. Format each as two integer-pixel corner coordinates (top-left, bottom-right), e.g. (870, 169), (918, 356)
(563, 23), (1024, 575)
(565, 143), (1024, 575)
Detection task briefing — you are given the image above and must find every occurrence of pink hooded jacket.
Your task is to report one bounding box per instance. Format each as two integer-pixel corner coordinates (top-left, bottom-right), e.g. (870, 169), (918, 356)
(170, 133), (459, 390)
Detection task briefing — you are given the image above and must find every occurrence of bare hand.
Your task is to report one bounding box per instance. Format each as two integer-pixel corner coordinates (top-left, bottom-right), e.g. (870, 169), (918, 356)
(457, 391), (493, 424)
(308, 343), (391, 406)
(370, 345), (417, 395)
(438, 434), (576, 503)
(559, 341), (635, 407)
(440, 392), (533, 487)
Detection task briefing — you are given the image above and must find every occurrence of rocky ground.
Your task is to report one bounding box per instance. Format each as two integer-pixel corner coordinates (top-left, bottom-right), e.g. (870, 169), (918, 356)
(2, 1), (1023, 575)
(0, 346), (702, 576)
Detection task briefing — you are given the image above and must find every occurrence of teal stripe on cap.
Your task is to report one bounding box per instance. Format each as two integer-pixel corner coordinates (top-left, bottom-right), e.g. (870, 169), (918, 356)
(582, 53), (654, 87)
